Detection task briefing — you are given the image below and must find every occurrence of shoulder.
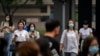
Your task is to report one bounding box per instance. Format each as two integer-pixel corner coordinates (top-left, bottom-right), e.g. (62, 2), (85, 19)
(14, 30), (18, 32)
(23, 30), (28, 33)
(79, 28), (84, 31)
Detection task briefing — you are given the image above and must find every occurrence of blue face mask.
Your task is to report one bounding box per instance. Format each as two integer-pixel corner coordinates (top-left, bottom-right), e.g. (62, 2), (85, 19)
(68, 24), (74, 28)
(89, 46), (99, 55)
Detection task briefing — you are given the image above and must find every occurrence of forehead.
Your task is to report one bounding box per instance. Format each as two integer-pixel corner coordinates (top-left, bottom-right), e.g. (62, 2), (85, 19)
(90, 39), (98, 46)
(69, 20), (74, 23)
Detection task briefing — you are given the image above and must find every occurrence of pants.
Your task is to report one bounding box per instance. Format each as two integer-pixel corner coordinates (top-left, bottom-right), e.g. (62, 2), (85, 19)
(64, 52), (77, 56)
(4, 33), (12, 56)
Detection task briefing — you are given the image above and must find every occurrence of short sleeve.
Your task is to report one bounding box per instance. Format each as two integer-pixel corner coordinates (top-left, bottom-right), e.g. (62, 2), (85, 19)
(60, 30), (67, 44)
(89, 28), (93, 32)
(12, 30), (17, 39)
(79, 28), (82, 33)
(26, 31), (30, 38)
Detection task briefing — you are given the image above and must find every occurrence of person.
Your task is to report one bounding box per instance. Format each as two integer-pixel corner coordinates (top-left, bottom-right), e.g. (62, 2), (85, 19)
(28, 23), (40, 40)
(19, 19), (28, 31)
(78, 37), (99, 56)
(79, 21), (93, 52)
(38, 19), (60, 56)
(0, 15), (14, 56)
(60, 19), (79, 56)
(16, 41), (41, 56)
(0, 38), (7, 56)
(12, 21), (30, 47)
(36, 38), (51, 56)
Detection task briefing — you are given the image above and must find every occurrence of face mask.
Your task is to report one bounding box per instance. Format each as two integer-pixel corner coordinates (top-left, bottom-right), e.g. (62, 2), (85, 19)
(89, 46), (99, 55)
(6, 18), (10, 21)
(68, 24), (74, 28)
(30, 27), (35, 31)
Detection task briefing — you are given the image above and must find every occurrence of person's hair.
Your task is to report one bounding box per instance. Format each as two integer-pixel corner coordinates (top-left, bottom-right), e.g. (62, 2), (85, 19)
(0, 38), (7, 56)
(36, 38), (51, 56)
(82, 37), (98, 55)
(5, 15), (13, 26)
(17, 41), (40, 56)
(17, 21), (25, 29)
(19, 19), (26, 25)
(66, 19), (76, 31)
(45, 19), (60, 32)
(28, 23), (36, 31)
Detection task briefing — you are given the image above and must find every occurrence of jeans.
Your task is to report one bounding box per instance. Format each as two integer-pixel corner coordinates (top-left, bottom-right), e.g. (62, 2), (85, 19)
(4, 33), (12, 56)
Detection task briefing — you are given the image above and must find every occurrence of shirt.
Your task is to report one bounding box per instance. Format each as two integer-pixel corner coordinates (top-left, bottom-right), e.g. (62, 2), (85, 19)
(41, 36), (60, 56)
(79, 28), (92, 40)
(12, 30), (29, 42)
(60, 30), (79, 54)
(29, 31), (40, 40)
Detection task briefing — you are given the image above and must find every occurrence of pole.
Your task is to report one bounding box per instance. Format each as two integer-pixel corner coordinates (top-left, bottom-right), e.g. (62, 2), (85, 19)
(62, 2), (66, 31)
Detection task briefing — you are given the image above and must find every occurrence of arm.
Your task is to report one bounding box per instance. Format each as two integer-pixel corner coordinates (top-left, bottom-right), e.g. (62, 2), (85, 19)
(8, 26), (15, 32)
(36, 31), (40, 39)
(60, 30), (66, 52)
(26, 32), (30, 41)
(90, 28), (93, 37)
(12, 31), (17, 42)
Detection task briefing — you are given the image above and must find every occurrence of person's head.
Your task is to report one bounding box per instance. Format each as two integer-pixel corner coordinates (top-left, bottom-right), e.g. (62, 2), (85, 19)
(82, 37), (99, 55)
(28, 23), (36, 31)
(17, 21), (25, 30)
(5, 16), (10, 21)
(19, 19), (26, 25)
(83, 21), (89, 29)
(67, 19), (75, 30)
(17, 41), (41, 56)
(36, 38), (51, 56)
(5, 15), (13, 26)
(45, 19), (60, 37)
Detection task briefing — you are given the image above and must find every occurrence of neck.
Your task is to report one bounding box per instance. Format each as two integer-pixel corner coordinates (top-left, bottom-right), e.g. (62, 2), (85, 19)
(44, 32), (55, 38)
(19, 29), (23, 31)
(69, 28), (74, 31)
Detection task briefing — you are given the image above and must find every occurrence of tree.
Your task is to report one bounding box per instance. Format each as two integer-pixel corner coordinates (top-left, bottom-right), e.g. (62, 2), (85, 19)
(0, 0), (43, 18)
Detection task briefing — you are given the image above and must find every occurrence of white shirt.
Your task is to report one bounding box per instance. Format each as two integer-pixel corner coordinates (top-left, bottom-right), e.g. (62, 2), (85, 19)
(12, 30), (29, 42)
(60, 30), (79, 54)
(79, 28), (92, 40)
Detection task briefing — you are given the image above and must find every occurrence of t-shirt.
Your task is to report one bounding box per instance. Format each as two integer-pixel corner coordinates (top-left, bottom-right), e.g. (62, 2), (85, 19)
(41, 36), (60, 56)
(12, 30), (29, 42)
(60, 30), (79, 54)
(79, 28), (92, 40)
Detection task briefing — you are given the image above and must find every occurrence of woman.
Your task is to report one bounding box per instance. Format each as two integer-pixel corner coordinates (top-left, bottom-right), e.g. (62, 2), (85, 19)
(28, 23), (40, 40)
(0, 15), (14, 56)
(79, 21), (93, 51)
(78, 37), (99, 56)
(17, 41), (41, 56)
(60, 19), (79, 56)
(12, 21), (29, 46)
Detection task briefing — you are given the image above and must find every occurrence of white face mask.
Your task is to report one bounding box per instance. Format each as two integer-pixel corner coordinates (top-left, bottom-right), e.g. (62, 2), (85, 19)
(6, 18), (10, 21)
(30, 27), (35, 31)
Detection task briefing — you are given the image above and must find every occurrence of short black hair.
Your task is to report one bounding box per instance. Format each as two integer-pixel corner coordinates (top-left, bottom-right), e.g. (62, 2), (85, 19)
(45, 19), (60, 32)
(83, 20), (88, 25)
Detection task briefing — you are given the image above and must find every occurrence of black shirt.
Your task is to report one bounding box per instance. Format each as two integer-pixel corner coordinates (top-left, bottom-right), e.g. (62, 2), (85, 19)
(41, 36), (60, 56)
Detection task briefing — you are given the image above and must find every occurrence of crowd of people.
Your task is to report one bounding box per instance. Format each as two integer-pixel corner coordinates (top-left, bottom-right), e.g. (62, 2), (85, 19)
(0, 15), (99, 56)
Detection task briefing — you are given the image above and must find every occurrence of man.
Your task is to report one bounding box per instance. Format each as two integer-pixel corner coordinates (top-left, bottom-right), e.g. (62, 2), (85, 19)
(37, 19), (60, 56)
